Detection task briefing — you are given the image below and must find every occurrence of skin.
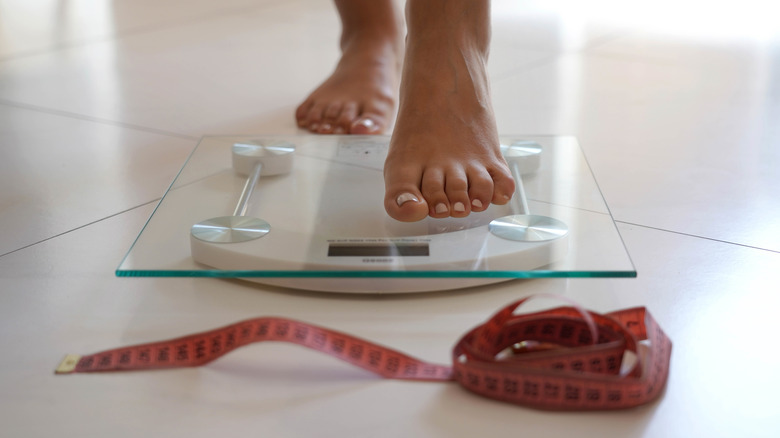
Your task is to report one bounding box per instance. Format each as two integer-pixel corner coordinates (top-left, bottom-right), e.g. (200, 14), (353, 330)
(295, 0), (514, 222)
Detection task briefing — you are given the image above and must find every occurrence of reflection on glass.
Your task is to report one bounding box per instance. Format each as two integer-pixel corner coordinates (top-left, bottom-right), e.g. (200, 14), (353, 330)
(117, 135), (635, 292)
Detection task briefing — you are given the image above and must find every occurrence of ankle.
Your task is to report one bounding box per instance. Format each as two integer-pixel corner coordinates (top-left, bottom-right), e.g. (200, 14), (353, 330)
(405, 0), (491, 55)
(336, 0), (404, 55)
(340, 32), (402, 62)
(399, 35), (492, 116)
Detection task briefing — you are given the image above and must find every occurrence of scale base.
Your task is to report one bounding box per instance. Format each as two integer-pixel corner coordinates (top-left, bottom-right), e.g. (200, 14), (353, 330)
(249, 277), (513, 294)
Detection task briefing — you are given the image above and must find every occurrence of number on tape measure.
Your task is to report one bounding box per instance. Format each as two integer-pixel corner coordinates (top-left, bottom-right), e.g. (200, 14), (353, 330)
(55, 297), (671, 411)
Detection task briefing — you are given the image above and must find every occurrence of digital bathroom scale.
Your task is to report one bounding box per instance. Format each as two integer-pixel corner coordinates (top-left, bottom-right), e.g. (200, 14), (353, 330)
(117, 135), (635, 293)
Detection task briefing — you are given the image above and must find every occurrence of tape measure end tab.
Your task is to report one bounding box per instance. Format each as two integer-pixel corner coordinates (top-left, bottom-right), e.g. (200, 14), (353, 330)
(54, 354), (81, 374)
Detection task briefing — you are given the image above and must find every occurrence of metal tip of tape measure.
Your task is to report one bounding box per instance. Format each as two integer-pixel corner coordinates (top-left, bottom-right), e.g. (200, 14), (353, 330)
(54, 354), (81, 374)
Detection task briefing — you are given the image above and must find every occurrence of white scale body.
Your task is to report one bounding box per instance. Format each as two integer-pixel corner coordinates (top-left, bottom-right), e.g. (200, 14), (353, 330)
(188, 136), (569, 293)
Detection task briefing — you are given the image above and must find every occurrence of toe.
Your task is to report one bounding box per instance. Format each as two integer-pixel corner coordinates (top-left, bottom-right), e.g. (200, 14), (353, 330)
(324, 102), (342, 120)
(305, 103), (327, 132)
(317, 123), (334, 134)
(444, 169), (471, 218)
(318, 103), (343, 134)
(489, 165), (516, 205)
(335, 102), (359, 134)
(349, 98), (393, 135)
(295, 100), (313, 128)
(421, 168), (450, 218)
(466, 168), (493, 212)
(351, 103), (391, 134)
(350, 116), (382, 135)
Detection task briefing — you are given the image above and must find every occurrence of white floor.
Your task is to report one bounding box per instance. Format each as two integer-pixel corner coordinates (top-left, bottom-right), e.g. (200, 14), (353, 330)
(1, 0), (779, 436)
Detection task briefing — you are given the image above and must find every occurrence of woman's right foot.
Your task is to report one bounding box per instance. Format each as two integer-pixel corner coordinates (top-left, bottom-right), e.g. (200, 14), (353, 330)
(295, 1), (403, 135)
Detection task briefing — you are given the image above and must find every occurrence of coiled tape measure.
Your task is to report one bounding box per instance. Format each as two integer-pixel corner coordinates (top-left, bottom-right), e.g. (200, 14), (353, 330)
(55, 297), (671, 411)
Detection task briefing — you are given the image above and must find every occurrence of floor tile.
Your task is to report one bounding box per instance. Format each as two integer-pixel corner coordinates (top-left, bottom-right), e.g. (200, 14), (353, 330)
(0, 0), (277, 59)
(0, 1), (334, 135)
(0, 104), (194, 255)
(491, 52), (780, 251)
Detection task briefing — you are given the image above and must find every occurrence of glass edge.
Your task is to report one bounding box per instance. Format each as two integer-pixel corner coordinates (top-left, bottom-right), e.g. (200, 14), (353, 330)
(116, 269), (637, 279)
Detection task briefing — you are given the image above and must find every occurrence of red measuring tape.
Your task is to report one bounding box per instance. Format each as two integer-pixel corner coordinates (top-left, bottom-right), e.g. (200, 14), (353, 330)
(55, 297), (671, 411)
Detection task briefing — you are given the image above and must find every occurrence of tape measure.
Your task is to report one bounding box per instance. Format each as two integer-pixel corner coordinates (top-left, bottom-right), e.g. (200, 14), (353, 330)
(55, 297), (671, 411)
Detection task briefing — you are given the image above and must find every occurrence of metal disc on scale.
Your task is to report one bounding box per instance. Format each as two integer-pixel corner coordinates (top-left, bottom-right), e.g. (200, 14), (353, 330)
(190, 140), (294, 244)
(489, 140), (569, 242)
(191, 216), (271, 244)
(232, 140), (295, 176)
(488, 214), (568, 242)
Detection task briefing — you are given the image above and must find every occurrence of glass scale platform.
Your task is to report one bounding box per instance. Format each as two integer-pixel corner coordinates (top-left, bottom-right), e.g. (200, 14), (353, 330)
(117, 135), (635, 293)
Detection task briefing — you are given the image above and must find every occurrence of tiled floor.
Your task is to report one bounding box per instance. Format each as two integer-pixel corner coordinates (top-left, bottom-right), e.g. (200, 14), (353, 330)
(1, 1), (779, 436)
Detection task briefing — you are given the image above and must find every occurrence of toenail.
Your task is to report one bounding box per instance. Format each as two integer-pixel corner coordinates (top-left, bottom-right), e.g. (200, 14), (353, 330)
(309, 123), (319, 130)
(396, 193), (419, 206)
(356, 118), (376, 129)
(453, 202), (466, 212)
(471, 199), (483, 209)
(435, 203), (448, 214)
(320, 123), (332, 132)
(334, 126), (345, 134)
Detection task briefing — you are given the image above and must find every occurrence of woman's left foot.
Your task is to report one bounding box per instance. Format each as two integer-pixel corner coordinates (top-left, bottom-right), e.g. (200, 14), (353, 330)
(383, 0), (514, 222)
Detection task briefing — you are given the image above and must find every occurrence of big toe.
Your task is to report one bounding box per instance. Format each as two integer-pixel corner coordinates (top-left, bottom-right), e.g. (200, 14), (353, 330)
(384, 162), (430, 221)
(384, 189), (429, 222)
(350, 116), (383, 135)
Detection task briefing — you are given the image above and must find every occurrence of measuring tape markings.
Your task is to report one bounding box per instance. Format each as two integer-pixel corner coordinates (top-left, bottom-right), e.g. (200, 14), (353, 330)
(452, 305), (670, 410)
(55, 299), (671, 411)
(56, 317), (452, 381)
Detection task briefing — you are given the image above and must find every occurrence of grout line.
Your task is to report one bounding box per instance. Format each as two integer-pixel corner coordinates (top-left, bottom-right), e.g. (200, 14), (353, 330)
(0, 98), (199, 140)
(0, 200), (160, 259)
(615, 220), (780, 254)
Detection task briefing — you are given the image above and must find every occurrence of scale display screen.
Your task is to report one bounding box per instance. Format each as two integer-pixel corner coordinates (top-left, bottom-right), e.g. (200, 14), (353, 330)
(327, 243), (430, 257)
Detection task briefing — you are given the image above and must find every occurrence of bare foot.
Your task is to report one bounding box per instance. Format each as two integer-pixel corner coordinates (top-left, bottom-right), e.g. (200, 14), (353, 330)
(383, 0), (514, 222)
(295, 1), (403, 135)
